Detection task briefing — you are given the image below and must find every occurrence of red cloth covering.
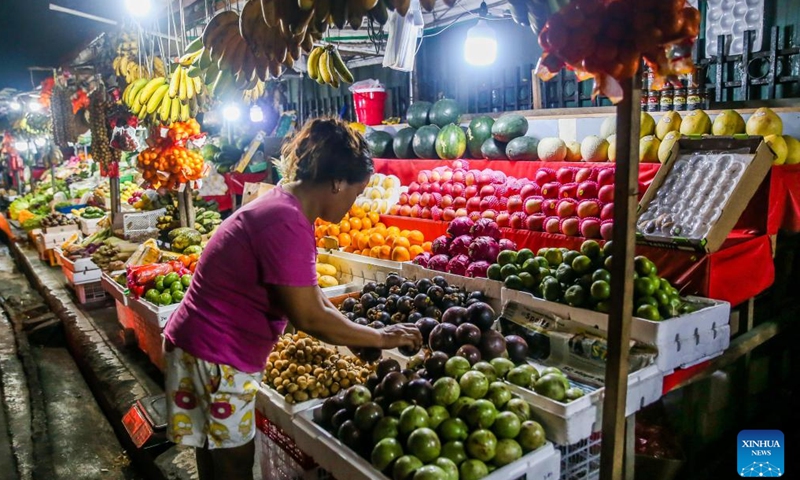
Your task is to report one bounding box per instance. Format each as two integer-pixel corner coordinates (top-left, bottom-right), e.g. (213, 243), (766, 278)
(768, 165), (800, 233)
(222, 172), (269, 195)
(201, 195), (233, 212)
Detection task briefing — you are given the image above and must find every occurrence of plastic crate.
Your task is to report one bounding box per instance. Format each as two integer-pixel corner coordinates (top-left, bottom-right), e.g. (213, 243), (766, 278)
(131, 310), (165, 372)
(256, 410), (318, 472)
(73, 281), (108, 305)
(115, 208), (166, 240)
(558, 432), (601, 480)
(115, 301), (137, 330)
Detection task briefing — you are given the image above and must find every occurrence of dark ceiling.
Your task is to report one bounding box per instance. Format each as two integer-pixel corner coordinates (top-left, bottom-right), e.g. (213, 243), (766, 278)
(0, 0), (127, 91)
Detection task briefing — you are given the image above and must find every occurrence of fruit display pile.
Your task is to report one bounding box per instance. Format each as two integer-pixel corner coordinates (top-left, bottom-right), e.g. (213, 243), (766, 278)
(127, 261), (193, 306)
(121, 66), (206, 124)
(137, 120), (206, 189)
(41, 212), (79, 229)
(165, 227), (204, 256)
(76, 206), (105, 220)
(354, 174), (403, 215)
(315, 206), (431, 262)
(316, 262), (342, 289)
(389, 162), (616, 239)
(264, 332), (374, 404)
(90, 238), (140, 272)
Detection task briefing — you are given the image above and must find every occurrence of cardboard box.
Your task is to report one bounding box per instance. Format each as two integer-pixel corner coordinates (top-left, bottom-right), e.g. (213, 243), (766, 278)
(637, 137), (772, 253)
(241, 182), (275, 206)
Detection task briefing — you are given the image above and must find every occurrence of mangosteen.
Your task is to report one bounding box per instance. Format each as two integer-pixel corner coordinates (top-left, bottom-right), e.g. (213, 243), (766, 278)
(466, 302), (496, 331)
(381, 371), (408, 401)
(424, 306), (442, 320)
(321, 396), (345, 427)
(427, 285), (445, 305)
(361, 292), (379, 310)
(407, 312), (423, 324)
(354, 317), (369, 326)
(405, 378), (433, 407)
(337, 420), (364, 451)
(478, 329), (507, 360)
(352, 304), (365, 317)
(416, 278), (434, 294)
(417, 369), (430, 380)
(440, 294), (460, 311)
(465, 298), (482, 307)
(341, 297), (358, 312)
(397, 296), (414, 315)
(355, 347), (382, 362)
(428, 322), (458, 355)
(413, 293), (432, 311)
(389, 285), (402, 295)
(444, 286), (458, 295)
(456, 344), (482, 365)
(401, 368), (420, 380)
(366, 374), (380, 392)
(468, 291), (486, 302)
(415, 317), (439, 344)
(400, 281), (417, 296)
(375, 283), (389, 297)
(399, 344), (421, 357)
(362, 282), (378, 294)
(368, 321), (386, 330)
(391, 312), (408, 324)
(374, 303), (387, 311)
(386, 274), (404, 289)
(385, 294), (400, 313)
(331, 408), (351, 431)
(373, 383), (384, 398)
(441, 306), (468, 326)
(376, 311), (392, 324)
(432, 276), (448, 288)
(376, 358), (401, 379)
(505, 335), (530, 364)
(345, 312), (356, 321)
(366, 307), (381, 320)
(456, 323), (482, 346)
(425, 351), (449, 379)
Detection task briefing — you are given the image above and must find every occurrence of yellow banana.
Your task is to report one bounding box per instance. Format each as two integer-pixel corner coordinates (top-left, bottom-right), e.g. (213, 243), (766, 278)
(170, 98), (181, 123)
(146, 85), (169, 114)
(318, 49), (331, 85)
(168, 68), (182, 99)
(179, 68), (188, 100)
(330, 47), (354, 84)
(159, 92), (172, 122)
(186, 69), (196, 100)
(192, 77), (203, 96)
(307, 46), (323, 81)
(125, 78), (149, 106)
(180, 101), (190, 121)
(137, 77), (166, 105)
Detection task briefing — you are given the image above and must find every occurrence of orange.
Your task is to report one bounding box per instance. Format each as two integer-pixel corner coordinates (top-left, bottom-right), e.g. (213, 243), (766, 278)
(360, 248), (371, 257)
(368, 212), (380, 225)
(387, 226), (401, 237)
(361, 217), (373, 230)
(409, 245), (424, 257)
(350, 206), (366, 218)
(316, 238), (326, 248)
(338, 232), (352, 248)
(392, 236), (411, 250)
(327, 224), (340, 237)
(422, 241), (432, 252)
(379, 245), (392, 260)
(315, 225), (327, 239)
(339, 220), (351, 233)
(391, 246), (411, 262)
(408, 230), (425, 246)
(368, 233), (385, 248)
(370, 246), (382, 258)
(400, 230), (411, 238)
(344, 245), (357, 253)
(356, 233), (370, 251)
(373, 223), (388, 238)
(349, 217), (362, 231)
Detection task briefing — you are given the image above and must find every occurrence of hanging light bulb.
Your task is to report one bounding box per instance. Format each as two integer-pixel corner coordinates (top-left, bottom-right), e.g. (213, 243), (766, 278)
(249, 105), (264, 123)
(9, 101), (21, 111)
(28, 101), (42, 113)
(126, 0), (151, 17)
(34, 138), (46, 147)
(15, 141), (28, 152)
(464, 19), (497, 66)
(223, 104), (241, 122)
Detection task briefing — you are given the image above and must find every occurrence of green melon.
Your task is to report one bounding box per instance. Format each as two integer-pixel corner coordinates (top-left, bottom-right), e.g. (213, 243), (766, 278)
(429, 99), (461, 128)
(407, 102), (432, 129)
(365, 130), (394, 158)
(435, 124), (467, 160)
(492, 114), (529, 142)
(413, 125), (441, 159)
(393, 127), (417, 159)
(505, 136), (539, 161)
(467, 116), (495, 158)
(481, 138), (508, 160)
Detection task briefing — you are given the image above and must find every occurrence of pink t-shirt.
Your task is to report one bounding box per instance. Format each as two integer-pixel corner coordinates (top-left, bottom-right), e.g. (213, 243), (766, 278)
(164, 187), (318, 373)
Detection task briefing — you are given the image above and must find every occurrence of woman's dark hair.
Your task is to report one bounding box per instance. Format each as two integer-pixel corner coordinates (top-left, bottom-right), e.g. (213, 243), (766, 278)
(281, 117), (373, 184)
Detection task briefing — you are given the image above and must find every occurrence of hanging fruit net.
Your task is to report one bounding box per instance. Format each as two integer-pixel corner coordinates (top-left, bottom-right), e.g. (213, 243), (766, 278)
(535, 0), (700, 103)
(137, 120), (206, 190)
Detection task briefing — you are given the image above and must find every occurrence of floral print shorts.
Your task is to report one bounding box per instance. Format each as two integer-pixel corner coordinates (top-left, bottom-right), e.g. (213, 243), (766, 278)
(164, 343), (261, 449)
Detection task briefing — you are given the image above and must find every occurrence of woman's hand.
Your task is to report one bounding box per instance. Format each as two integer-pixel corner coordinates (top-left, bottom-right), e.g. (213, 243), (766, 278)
(379, 324), (423, 351)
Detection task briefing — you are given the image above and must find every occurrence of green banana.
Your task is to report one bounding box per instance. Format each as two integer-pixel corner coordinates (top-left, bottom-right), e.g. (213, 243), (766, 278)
(330, 47), (353, 84)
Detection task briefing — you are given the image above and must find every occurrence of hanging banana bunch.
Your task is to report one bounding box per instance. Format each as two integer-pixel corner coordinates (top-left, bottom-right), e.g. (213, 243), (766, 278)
(307, 45), (354, 88)
(112, 33), (148, 84)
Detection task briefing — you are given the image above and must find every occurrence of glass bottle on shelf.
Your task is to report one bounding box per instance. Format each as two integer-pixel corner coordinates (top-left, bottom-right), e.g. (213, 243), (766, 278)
(673, 77), (687, 111)
(659, 81), (674, 111)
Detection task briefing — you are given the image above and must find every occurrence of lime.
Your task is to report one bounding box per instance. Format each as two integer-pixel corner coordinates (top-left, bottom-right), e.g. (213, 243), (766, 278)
(536, 248), (549, 257)
(516, 249), (535, 266)
(521, 258), (540, 276)
(519, 272), (536, 290)
(144, 289), (161, 304)
(500, 264), (519, 280)
(571, 255), (592, 274)
(604, 255), (613, 270)
(590, 280), (610, 300)
(580, 240), (602, 259)
(602, 240), (613, 257)
(170, 281), (184, 293)
(562, 250), (580, 267)
(564, 285), (587, 307)
(592, 268), (611, 283)
(154, 275), (166, 285)
(634, 256), (656, 277)
(498, 250), (518, 267)
(636, 304), (661, 321)
(181, 274), (192, 288)
(543, 249), (562, 266)
(487, 264), (503, 281)
(154, 280), (165, 292)
(555, 264), (576, 284)
(164, 272), (180, 287)
(173, 290), (185, 302)
(533, 256), (549, 268)
(160, 292), (173, 305)
(540, 277), (561, 302)
(595, 301), (610, 313)
(634, 277), (657, 297)
(653, 290), (669, 307)
(503, 275), (524, 291)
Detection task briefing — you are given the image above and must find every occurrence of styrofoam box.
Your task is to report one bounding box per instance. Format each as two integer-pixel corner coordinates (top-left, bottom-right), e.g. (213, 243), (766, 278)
(507, 364), (663, 446)
(401, 262), (504, 313)
(101, 271), (128, 306)
(55, 248), (100, 273)
(501, 288), (730, 374)
(255, 386), (324, 440)
(40, 230), (78, 249)
(41, 224), (79, 235)
(79, 216), (104, 236)
(319, 249), (405, 283)
(128, 296), (179, 328)
(294, 406), (561, 480)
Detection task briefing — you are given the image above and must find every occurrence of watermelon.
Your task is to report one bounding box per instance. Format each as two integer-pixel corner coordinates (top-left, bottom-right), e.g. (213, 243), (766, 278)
(435, 124), (467, 160)
(467, 116), (494, 158)
(505, 136), (539, 161)
(393, 127), (417, 159)
(481, 138), (508, 160)
(429, 99), (461, 127)
(365, 130), (394, 158)
(492, 113), (529, 142)
(413, 125), (441, 159)
(407, 102), (432, 128)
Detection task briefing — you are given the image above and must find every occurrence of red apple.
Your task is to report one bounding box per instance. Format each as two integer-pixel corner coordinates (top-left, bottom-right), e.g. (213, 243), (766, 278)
(534, 169), (556, 187)
(443, 208), (457, 221)
(577, 200), (601, 219)
(526, 214), (546, 231)
(441, 169), (454, 182)
(600, 202), (614, 220)
(598, 185), (615, 203)
(465, 170), (480, 186)
(464, 185), (479, 199)
(498, 196), (508, 211)
(507, 195), (524, 213)
(399, 192), (409, 205)
(509, 212), (527, 229)
(408, 182), (421, 194)
(494, 184), (509, 198)
(452, 183), (466, 198)
(421, 207), (432, 219)
(600, 220), (614, 240)
(496, 212), (510, 228)
(575, 167), (593, 184)
(452, 169), (467, 184)
(453, 196), (467, 209)
(481, 209), (498, 220)
(429, 170), (442, 183)
(480, 196), (500, 211)
(429, 183), (442, 195)
(524, 196), (544, 215)
(441, 194), (454, 208)
(399, 205), (412, 216)
(541, 182), (561, 199)
(559, 183), (578, 199)
(597, 168), (615, 187)
(491, 170), (507, 185)
(520, 183), (540, 200)
(430, 206), (443, 221)
(577, 181), (599, 200)
(420, 193), (432, 208)
(430, 193), (443, 207)
(409, 192), (421, 206)
(560, 217), (580, 236)
(480, 185), (496, 198)
(580, 218), (601, 238)
(478, 171), (493, 185)
(440, 182), (454, 196)
(556, 167), (576, 184)
(542, 198), (559, 217)
(418, 171), (431, 184)
(468, 211), (482, 222)
(410, 205), (421, 218)
(389, 204), (401, 215)
(455, 208), (468, 218)
(453, 159), (470, 170)
(421, 183), (432, 194)
(466, 197), (482, 212)
(544, 217), (561, 234)
(557, 199), (578, 218)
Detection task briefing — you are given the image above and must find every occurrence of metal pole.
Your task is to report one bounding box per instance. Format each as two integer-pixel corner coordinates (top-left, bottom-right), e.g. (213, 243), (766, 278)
(599, 75), (641, 480)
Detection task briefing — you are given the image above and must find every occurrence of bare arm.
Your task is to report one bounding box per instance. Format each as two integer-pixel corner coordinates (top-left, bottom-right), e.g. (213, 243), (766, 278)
(272, 284), (422, 350)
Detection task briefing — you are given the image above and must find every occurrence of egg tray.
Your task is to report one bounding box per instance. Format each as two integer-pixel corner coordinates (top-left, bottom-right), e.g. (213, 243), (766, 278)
(705, 0), (764, 58)
(637, 151), (752, 241)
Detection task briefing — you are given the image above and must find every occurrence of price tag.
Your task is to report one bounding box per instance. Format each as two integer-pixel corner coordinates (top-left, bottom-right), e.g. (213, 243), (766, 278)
(234, 131), (266, 173)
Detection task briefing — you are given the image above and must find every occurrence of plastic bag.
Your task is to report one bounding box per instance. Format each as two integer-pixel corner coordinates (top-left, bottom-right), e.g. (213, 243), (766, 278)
(348, 79), (384, 93)
(383, 1), (423, 72)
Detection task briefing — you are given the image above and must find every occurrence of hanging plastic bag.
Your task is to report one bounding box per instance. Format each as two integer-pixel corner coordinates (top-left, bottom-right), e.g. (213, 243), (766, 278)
(383, 0), (423, 72)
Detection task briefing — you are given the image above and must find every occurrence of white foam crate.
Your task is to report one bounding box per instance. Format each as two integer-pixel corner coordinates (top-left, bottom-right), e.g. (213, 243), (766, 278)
(40, 230), (78, 249)
(128, 295), (179, 328)
(79, 216), (104, 236)
(294, 406), (561, 480)
(41, 223), (79, 235)
(501, 288), (730, 374)
(255, 386), (324, 440)
(318, 249), (404, 283)
(705, 0), (764, 57)
(401, 262), (504, 312)
(101, 271), (128, 306)
(506, 364), (663, 446)
(55, 248), (100, 273)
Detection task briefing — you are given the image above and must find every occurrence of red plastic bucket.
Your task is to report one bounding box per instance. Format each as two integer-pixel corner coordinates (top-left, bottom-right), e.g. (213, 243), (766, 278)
(353, 88), (387, 126)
